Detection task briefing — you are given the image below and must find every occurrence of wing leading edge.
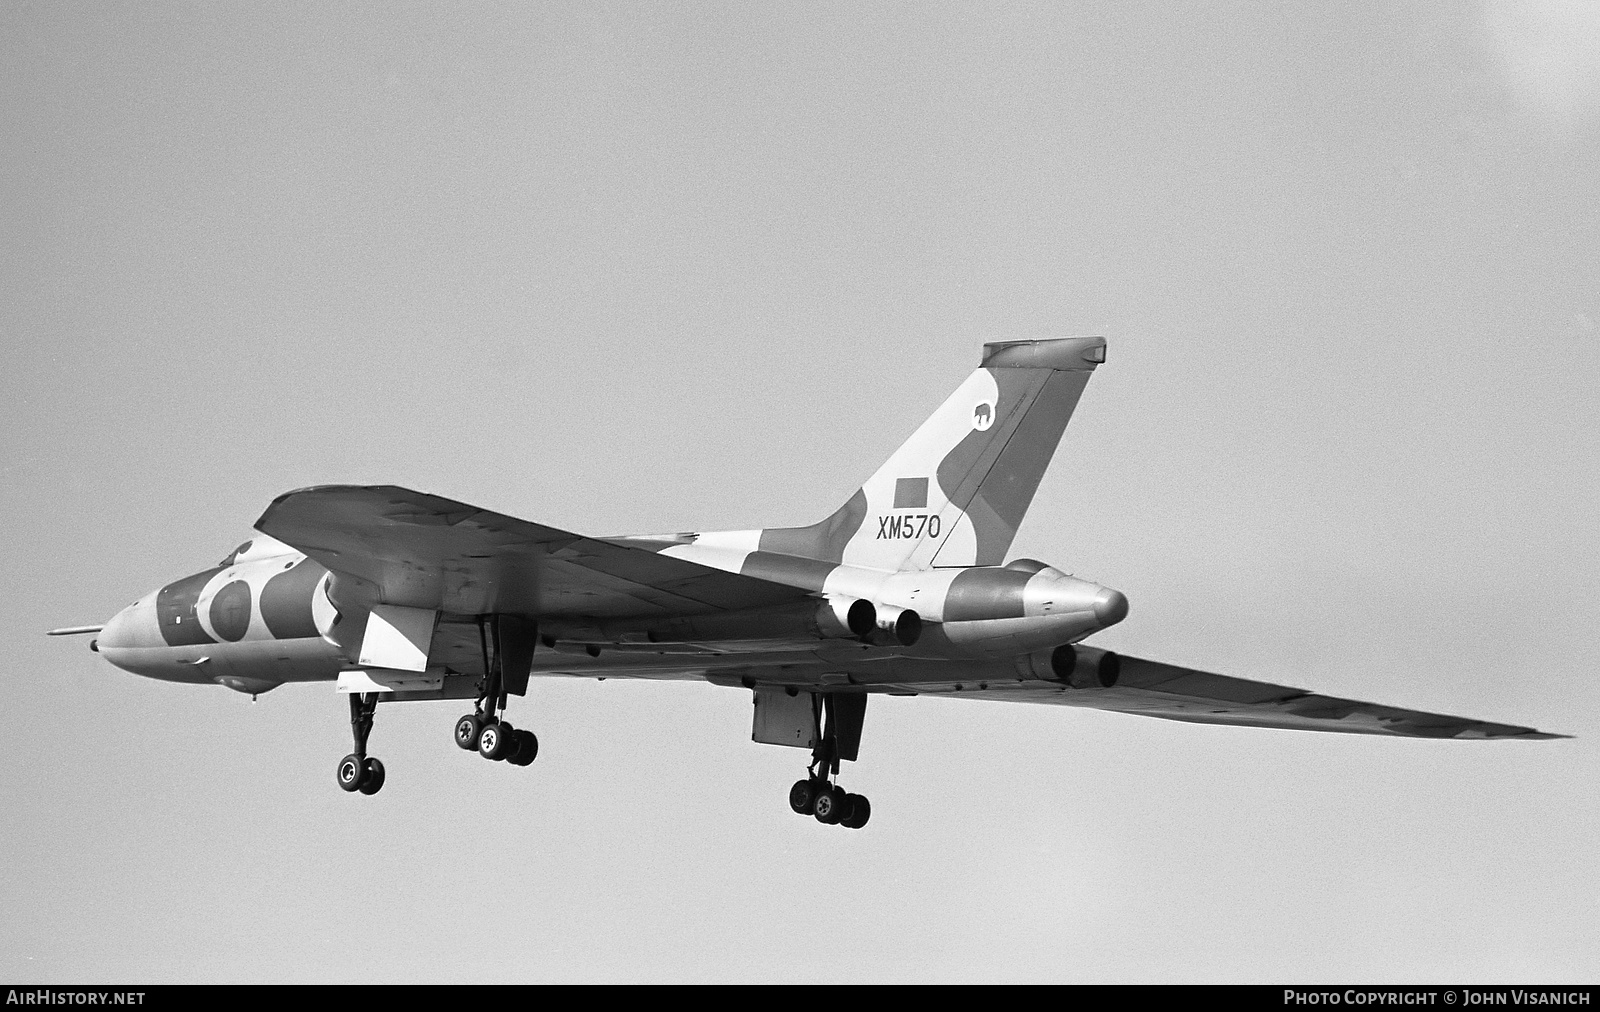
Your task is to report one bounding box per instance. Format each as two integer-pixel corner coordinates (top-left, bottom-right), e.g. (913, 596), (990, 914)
(255, 485), (810, 619)
(925, 653), (1564, 740)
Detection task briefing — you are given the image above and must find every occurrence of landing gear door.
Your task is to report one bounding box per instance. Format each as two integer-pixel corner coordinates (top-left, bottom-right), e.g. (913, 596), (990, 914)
(752, 687), (817, 749)
(495, 615), (538, 697)
(357, 605), (438, 673)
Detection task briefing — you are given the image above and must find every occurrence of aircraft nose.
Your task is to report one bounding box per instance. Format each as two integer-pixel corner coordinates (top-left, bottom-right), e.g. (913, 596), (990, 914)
(1093, 587), (1129, 627)
(98, 595), (160, 651)
(99, 603), (132, 649)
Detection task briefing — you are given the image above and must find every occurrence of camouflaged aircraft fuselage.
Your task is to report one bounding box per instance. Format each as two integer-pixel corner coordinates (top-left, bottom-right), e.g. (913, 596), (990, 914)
(75, 334), (1559, 806)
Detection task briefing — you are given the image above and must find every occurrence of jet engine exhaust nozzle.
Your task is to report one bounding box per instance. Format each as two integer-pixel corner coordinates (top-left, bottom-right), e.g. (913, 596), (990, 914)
(874, 604), (922, 647)
(1017, 644), (1122, 688)
(838, 598), (922, 646)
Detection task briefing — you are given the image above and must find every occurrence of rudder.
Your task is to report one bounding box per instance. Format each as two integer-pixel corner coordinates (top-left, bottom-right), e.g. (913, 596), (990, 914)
(759, 337), (1106, 571)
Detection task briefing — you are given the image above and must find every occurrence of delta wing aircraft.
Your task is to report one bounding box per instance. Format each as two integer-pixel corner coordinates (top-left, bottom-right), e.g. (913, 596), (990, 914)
(51, 338), (1561, 827)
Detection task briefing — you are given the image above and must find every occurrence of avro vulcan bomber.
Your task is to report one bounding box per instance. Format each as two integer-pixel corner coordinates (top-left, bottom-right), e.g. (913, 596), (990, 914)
(51, 338), (1561, 827)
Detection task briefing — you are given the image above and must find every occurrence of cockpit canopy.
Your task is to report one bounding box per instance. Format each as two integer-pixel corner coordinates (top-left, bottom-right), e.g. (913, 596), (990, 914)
(218, 535), (301, 567)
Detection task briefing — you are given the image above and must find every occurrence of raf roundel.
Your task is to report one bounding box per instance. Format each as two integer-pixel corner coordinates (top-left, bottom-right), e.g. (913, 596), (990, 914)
(972, 402), (995, 431)
(209, 580), (252, 642)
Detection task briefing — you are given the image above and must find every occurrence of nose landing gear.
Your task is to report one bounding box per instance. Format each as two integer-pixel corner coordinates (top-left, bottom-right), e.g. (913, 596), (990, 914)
(336, 692), (386, 796)
(337, 754), (386, 795)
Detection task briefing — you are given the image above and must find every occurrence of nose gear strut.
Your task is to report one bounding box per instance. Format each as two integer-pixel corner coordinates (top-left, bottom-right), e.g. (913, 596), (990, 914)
(336, 691), (386, 795)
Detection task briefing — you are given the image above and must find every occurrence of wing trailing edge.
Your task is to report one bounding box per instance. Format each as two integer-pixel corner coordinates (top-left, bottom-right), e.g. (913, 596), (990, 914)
(877, 649), (1568, 741)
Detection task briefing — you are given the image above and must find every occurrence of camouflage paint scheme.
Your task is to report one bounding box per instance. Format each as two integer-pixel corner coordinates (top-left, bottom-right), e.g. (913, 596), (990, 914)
(91, 338), (1560, 741)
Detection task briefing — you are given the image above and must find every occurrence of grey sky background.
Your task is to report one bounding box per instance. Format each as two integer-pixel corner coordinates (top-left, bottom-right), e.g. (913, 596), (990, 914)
(2, 2), (1597, 983)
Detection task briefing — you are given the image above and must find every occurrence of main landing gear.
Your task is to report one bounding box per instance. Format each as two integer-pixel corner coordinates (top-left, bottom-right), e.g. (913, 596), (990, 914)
(336, 692), (387, 796)
(789, 775), (871, 829)
(454, 614), (539, 770)
(787, 694), (870, 829)
(333, 615), (541, 794)
(454, 709), (538, 766)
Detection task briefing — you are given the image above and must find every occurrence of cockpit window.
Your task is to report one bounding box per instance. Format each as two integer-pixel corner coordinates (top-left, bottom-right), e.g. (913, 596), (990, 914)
(219, 540), (253, 567)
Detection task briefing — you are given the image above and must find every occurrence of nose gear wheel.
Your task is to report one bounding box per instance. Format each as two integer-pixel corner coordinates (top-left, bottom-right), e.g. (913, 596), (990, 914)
(335, 692), (385, 797)
(358, 757), (386, 795)
(336, 753), (364, 792)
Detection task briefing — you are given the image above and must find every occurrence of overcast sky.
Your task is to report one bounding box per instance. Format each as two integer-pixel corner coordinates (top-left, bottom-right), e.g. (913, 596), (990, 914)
(2, 2), (1597, 983)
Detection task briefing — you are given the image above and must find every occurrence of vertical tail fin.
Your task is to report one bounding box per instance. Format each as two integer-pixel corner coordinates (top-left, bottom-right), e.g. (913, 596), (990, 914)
(759, 337), (1106, 571)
